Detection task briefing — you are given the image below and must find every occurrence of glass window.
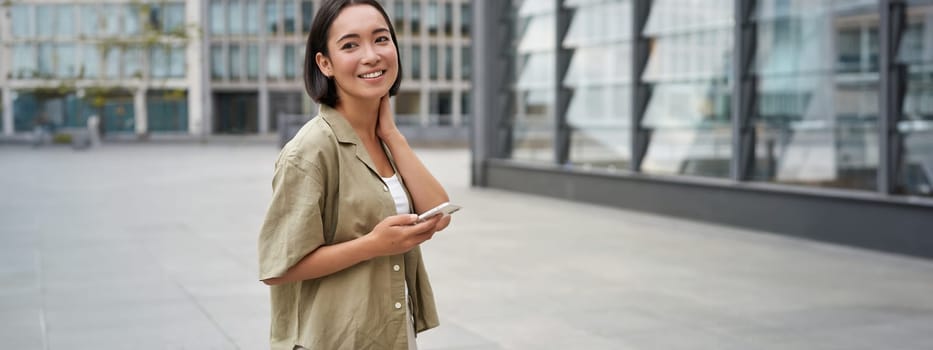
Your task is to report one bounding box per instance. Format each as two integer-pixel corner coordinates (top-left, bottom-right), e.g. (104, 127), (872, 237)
(210, 0), (225, 34)
(427, 2), (439, 34)
(170, 45), (186, 78)
(124, 4), (140, 35)
(125, 47), (143, 79)
(104, 48), (121, 79)
(246, 1), (260, 34)
(163, 4), (185, 34)
(430, 91), (453, 125)
(149, 4), (164, 32)
(411, 2), (421, 34)
(302, 1), (315, 34)
(429, 45), (438, 80)
(461, 46), (471, 80)
(101, 5), (121, 36)
(38, 44), (54, 77)
(37, 5), (55, 38)
(462, 91), (471, 120)
(412, 45), (422, 79)
(444, 46), (453, 80)
(248, 45), (260, 79)
(151, 46), (169, 79)
(57, 45), (77, 78)
(230, 45), (243, 79)
(267, 44), (283, 79)
(898, 5), (933, 196)
(443, 2), (452, 36)
(284, 0), (297, 34)
(393, 2), (405, 33)
(750, 0), (879, 190)
(395, 92), (422, 125)
(461, 3), (471, 36)
(12, 45), (37, 79)
(55, 5), (76, 38)
(285, 45), (297, 79)
(81, 45), (101, 79)
(11, 5), (32, 38)
(80, 5), (99, 37)
(211, 45), (226, 79)
(508, 0), (557, 163)
(637, 0), (733, 177)
(267, 0), (280, 34)
(562, 0), (631, 169)
(229, 0), (244, 34)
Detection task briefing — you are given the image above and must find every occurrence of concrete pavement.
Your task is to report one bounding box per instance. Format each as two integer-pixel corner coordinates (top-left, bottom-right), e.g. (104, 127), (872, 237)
(2, 143), (933, 349)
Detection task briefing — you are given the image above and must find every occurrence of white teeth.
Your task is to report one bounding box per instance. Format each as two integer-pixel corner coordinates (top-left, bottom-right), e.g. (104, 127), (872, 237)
(360, 71), (384, 79)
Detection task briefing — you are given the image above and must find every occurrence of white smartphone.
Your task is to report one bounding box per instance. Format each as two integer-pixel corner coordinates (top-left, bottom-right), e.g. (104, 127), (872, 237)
(416, 202), (462, 223)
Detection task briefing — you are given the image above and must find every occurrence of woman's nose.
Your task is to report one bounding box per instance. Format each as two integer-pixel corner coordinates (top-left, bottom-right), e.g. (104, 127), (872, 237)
(360, 44), (381, 65)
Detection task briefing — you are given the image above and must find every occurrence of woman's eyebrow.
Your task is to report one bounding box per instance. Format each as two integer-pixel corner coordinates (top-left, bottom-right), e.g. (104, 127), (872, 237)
(336, 28), (390, 43)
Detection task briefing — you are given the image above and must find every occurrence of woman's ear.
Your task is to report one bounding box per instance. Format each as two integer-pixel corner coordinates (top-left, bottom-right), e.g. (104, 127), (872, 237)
(315, 52), (333, 78)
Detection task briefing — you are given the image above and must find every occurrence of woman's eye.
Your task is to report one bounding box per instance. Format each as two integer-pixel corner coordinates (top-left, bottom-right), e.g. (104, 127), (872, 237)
(376, 36), (390, 43)
(341, 42), (358, 50)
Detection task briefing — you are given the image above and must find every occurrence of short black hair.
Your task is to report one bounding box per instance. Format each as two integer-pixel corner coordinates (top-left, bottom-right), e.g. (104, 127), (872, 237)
(303, 0), (402, 107)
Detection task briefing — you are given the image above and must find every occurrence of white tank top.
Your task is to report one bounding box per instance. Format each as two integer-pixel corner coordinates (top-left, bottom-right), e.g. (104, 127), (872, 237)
(382, 174), (411, 215)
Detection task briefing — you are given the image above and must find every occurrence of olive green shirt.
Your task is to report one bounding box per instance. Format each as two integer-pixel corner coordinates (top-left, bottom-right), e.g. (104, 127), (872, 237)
(258, 105), (439, 350)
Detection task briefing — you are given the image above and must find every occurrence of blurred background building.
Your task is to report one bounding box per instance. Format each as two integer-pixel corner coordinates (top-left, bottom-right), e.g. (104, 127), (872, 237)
(471, 0), (933, 258)
(0, 0), (471, 142)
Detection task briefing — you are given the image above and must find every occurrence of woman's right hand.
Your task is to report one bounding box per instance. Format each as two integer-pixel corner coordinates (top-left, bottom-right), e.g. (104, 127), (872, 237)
(364, 214), (442, 257)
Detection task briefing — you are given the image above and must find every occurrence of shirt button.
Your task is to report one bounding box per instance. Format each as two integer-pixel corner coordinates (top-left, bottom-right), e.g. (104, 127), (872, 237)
(383, 185), (389, 192)
(395, 302), (402, 309)
(393, 265), (400, 272)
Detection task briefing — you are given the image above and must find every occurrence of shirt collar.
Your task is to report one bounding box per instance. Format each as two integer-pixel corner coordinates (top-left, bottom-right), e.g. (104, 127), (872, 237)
(319, 104), (362, 145)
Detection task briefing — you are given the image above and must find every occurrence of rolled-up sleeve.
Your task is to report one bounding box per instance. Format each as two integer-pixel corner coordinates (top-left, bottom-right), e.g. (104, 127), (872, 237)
(258, 157), (326, 280)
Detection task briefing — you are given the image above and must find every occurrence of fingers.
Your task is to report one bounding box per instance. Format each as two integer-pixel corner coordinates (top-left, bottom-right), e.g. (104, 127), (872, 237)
(383, 214), (419, 227)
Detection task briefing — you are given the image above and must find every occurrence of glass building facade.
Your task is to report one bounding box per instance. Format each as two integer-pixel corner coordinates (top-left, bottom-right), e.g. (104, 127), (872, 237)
(473, 0), (933, 258)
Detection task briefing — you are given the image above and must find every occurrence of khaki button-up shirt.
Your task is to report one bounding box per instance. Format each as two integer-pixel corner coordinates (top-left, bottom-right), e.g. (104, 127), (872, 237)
(258, 105), (439, 350)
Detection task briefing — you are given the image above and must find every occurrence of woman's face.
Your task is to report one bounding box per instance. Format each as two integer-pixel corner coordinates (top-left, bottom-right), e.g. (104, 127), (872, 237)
(316, 4), (398, 104)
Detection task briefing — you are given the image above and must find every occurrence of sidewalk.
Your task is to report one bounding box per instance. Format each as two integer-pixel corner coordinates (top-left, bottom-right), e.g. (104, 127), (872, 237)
(2, 144), (932, 349)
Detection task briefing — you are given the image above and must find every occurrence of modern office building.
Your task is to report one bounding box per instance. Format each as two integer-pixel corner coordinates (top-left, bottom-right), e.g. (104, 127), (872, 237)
(0, 0), (472, 140)
(471, 0), (933, 258)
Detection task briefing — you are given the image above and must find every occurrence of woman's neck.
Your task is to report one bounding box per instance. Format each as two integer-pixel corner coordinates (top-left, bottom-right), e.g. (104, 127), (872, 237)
(335, 96), (380, 143)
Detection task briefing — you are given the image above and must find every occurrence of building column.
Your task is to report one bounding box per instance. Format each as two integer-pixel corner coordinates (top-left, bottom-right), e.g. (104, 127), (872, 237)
(2, 88), (12, 136)
(134, 88), (148, 136)
(188, 0), (207, 135)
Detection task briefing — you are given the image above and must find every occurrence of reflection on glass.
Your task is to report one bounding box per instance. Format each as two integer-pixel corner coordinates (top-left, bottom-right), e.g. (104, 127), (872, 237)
(102, 5), (121, 36)
(12, 5), (32, 38)
(12, 45), (37, 79)
(750, 0), (879, 190)
(81, 45), (101, 79)
(393, 2), (405, 33)
(411, 3), (421, 34)
(564, 0), (633, 170)
(639, 0), (733, 177)
(461, 46), (471, 80)
(125, 5), (140, 35)
(427, 2), (438, 34)
(461, 3), (471, 36)
(211, 45), (225, 79)
(163, 4), (185, 34)
(443, 3), (452, 36)
(55, 5), (75, 38)
(509, 0), (556, 163)
(444, 46), (453, 80)
(210, 0), (225, 34)
(897, 5), (933, 196)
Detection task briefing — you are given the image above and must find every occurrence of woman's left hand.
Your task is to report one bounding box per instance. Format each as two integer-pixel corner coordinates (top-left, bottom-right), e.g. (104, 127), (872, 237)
(376, 95), (401, 141)
(432, 214), (452, 232)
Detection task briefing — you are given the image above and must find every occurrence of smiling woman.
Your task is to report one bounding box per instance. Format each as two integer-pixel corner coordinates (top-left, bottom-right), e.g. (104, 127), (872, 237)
(258, 1), (453, 350)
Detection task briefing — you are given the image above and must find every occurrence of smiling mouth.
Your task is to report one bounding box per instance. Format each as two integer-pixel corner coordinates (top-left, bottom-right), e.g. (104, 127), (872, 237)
(359, 70), (385, 79)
